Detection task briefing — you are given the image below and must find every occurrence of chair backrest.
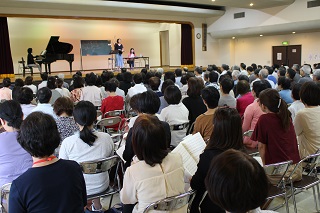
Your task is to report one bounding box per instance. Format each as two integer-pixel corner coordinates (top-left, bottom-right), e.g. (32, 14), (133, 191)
(80, 155), (120, 174)
(291, 152), (320, 177)
(96, 110), (102, 118)
(104, 110), (125, 118)
(0, 183), (11, 213)
(243, 130), (254, 137)
(264, 160), (292, 177)
(143, 190), (195, 213)
(21, 57), (27, 69)
(96, 117), (122, 131)
(186, 122), (195, 135)
(169, 122), (189, 131)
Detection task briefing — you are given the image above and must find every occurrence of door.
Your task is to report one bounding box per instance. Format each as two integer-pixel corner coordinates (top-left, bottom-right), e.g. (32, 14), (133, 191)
(287, 45), (301, 67)
(272, 46), (287, 66)
(272, 45), (301, 67)
(160, 30), (170, 67)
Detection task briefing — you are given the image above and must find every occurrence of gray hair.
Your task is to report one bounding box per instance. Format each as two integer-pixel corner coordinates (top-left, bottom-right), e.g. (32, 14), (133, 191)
(313, 69), (320, 79)
(157, 68), (164, 74)
(301, 65), (311, 75)
(292, 64), (300, 71)
(232, 65), (240, 71)
(232, 70), (241, 79)
(259, 69), (268, 79)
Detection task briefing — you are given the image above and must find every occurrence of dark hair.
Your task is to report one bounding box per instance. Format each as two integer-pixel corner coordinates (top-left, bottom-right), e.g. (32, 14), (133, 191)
(278, 77), (291, 90)
(180, 76), (187, 85)
(73, 75), (84, 89)
(149, 77), (160, 91)
(85, 72), (97, 86)
(47, 76), (56, 89)
(17, 112), (60, 157)
(236, 80), (250, 95)
(116, 38), (121, 43)
(175, 68), (182, 77)
(205, 149), (268, 213)
(238, 75), (250, 82)
(300, 81), (320, 106)
(56, 78), (64, 88)
(40, 73), (48, 81)
(27, 48), (32, 54)
(73, 101), (97, 146)
(109, 78), (120, 87)
(201, 87), (220, 109)
(104, 81), (117, 92)
(18, 87), (34, 104)
(14, 78), (24, 87)
(259, 89), (291, 130)
(251, 63), (257, 70)
(164, 85), (181, 105)
(222, 64), (229, 71)
(254, 69), (260, 76)
(164, 71), (175, 82)
(144, 71), (155, 84)
(220, 78), (234, 94)
(129, 93), (141, 112)
(252, 80), (271, 98)
(287, 68), (296, 80)
(187, 77), (203, 98)
(53, 97), (74, 116)
(101, 71), (114, 83)
(121, 68), (127, 73)
(95, 76), (103, 87)
(154, 71), (162, 79)
(240, 63), (246, 70)
(161, 79), (175, 94)
(37, 87), (52, 104)
(123, 72), (133, 83)
(246, 66), (253, 72)
(24, 76), (33, 85)
(2, 78), (11, 87)
(76, 71), (83, 77)
(133, 73), (143, 84)
(185, 72), (195, 81)
(136, 91), (160, 114)
(278, 67), (286, 76)
(291, 83), (302, 101)
(207, 107), (244, 151)
(195, 66), (203, 75)
(0, 100), (23, 129)
(209, 72), (219, 83)
(132, 114), (168, 167)
(140, 68), (147, 75)
(266, 66), (274, 75)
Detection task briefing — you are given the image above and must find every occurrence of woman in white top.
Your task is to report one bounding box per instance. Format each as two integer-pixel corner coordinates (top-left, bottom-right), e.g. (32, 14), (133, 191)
(24, 76), (37, 94)
(120, 114), (185, 213)
(81, 72), (102, 107)
(59, 101), (114, 211)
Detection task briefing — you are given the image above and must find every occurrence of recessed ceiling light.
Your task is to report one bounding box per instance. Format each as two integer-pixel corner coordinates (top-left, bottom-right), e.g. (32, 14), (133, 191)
(212, 0), (215, 1)
(250, 3), (254, 6)
(260, 34), (263, 37)
(292, 32), (296, 34)
(232, 37), (235, 39)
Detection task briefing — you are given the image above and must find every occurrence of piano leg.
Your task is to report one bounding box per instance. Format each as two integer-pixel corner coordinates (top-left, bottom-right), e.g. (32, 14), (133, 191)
(68, 61), (73, 73)
(44, 64), (49, 74)
(48, 63), (52, 74)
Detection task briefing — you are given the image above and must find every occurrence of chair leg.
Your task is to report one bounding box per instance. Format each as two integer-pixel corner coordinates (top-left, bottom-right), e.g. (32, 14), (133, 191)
(108, 194), (114, 209)
(284, 190), (289, 213)
(312, 186), (319, 212)
(30, 67), (33, 76)
(291, 181), (298, 213)
(316, 184), (320, 212)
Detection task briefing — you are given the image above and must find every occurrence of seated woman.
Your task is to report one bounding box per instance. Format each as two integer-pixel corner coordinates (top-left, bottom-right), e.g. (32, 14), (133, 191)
(24, 76), (37, 94)
(288, 83), (304, 121)
(160, 85), (189, 147)
(47, 76), (62, 105)
(9, 112), (87, 212)
(0, 100), (32, 187)
(190, 107), (245, 213)
(294, 81), (320, 159)
(251, 88), (301, 185)
(53, 97), (79, 142)
(70, 75), (84, 103)
(236, 80), (254, 117)
(242, 80), (271, 148)
(12, 87), (36, 118)
(278, 76), (293, 104)
(120, 114), (185, 213)
(0, 78), (12, 101)
(59, 101), (114, 212)
(101, 81), (124, 117)
(205, 149), (275, 213)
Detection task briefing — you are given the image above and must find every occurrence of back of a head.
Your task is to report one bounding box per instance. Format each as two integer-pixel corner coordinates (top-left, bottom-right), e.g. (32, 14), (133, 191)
(133, 73), (143, 84)
(187, 77), (203, 98)
(259, 69), (268, 79)
(144, 71), (155, 84)
(231, 70), (240, 79)
(73, 75), (84, 89)
(292, 83), (302, 101)
(185, 72), (195, 81)
(137, 90), (160, 114)
(301, 64), (311, 75)
(220, 78), (234, 94)
(15, 78), (24, 87)
(140, 68), (147, 75)
(17, 112), (60, 157)
(278, 77), (291, 90)
(53, 97), (74, 117)
(252, 80), (271, 98)
(2, 78), (11, 87)
(238, 75), (249, 82)
(300, 81), (320, 106)
(47, 76), (56, 89)
(236, 80), (250, 95)
(207, 107), (243, 151)
(121, 68), (127, 73)
(109, 78), (120, 88)
(76, 71), (83, 77)
(73, 101), (97, 146)
(0, 100), (23, 129)
(149, 77), (160, 91)
(278, 67), (286, 77)
(292, 64), (300, 71)
(85, 72), (97, 86)
(195, 66), (203, 75)
(129, 93), (141, 113)
(313, 69), (320, 81)
(164, 71), (175, 82)
(164, 85), (181, 105)
(37, 87), (52, 104)
(246, 66), (253, 73)
(286, 68), (296, 80)
(201, 87), (220, 109)
(56, 78), (64, 88)
(123, 72), (132, 83)
(104, 81), (117, 92)
(132, 114), (168, 167)
(18, 87), (34, 104)
(266, 66), (274, 75)
(161, 79), (175, 94)
(251, 63), (257, 70)
(205, 149), (268, 213)
(157, 67), (164, 74)
(240, 63), (246, 70)
(232, 65), (240, 71)
(221, 64), (229, 71)
(175, 68), (182, 77)
(25, 76), (33, 85)
(209, 71), (219, 83)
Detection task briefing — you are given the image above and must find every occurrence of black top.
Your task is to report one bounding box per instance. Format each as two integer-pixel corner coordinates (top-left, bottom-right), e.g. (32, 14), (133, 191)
(114, 43), (123, 55)
(182, 96), (207, 128)
(27, 53), (35, 65)
(122, 120), (171, 170)
(119, 81), (133, 95)
(190, 148), (225, 213)
(9, 159), (87, 213)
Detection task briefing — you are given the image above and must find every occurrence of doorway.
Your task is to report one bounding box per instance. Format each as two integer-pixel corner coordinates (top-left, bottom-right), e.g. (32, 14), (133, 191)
(160, 30), (170, 67)
(272, 45), (301, 67)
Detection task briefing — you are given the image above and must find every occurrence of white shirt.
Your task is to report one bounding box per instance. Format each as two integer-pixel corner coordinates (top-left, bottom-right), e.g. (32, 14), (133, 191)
(31, 103), (57, 119)
(24, 85), (37, 94)
(175, 77), (182, 88)
(288, 100), (305, 121)
(59, 131), (114, 195)
(37, 81), (47, 90)
(80, 85), (102, 107)
(55, 88), (70, 98)
(240, 70), (249, 76)
(116, 87), (125, 99)
(21, 104), (36, 119)
(127, 83), (147, 98)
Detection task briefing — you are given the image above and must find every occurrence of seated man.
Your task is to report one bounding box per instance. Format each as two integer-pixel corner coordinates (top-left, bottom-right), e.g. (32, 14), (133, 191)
(32, 87), (56, 119)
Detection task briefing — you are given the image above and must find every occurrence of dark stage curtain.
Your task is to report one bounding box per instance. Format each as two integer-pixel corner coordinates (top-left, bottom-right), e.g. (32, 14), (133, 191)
(181, 24), (193, 66)
(0, 17), (14, 78)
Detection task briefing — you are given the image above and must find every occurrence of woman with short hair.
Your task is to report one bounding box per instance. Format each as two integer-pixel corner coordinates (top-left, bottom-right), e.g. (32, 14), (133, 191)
(70, 75), (84, 103)
(236, 80), (254, 117)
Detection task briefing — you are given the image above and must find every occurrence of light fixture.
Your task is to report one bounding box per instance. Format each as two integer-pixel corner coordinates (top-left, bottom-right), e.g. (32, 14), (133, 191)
(260, 34), (263, 37)
(250, 3), (254, 6)
(212, 0), (215, 1)
(232, 37), (235, 39)
(292, 31), (296, 34)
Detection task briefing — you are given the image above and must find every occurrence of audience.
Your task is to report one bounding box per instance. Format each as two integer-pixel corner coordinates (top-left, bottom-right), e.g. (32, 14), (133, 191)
(206, 71), (219, 90)
(288, 83), (304, 121)
(313, 69), (320, 82)
(13, 87), (36, 118)
(47, 76), (62, 105)
(175, 68), (183, 87)
(291, 64), (301, 83)
(100, 81), (124, 117)
(38, 73), (48, 89)
(278, 76), (293, 104)
(298, 64), (313, 84)
(119, 72), (133, 95)
(55, 78), (71, 98)
(126, 73), (147, 100)
(158, 79), (175, 113)
(14, 78), (24, 88)
(70, 75), (84, 103)
(236, 80), (254, 117)
(24, 76), (37, 94)
(149, 76), (162, 97)
(0, 78), (12, 101)
(218, 77), (236, 107)
(32, 87), (56, 119)
(81, 72), (102, 107)
(109, 78), (125, 99)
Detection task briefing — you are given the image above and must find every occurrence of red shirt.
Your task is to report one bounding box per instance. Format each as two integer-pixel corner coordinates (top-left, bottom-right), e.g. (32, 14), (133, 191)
(236, 92), (254, 117)
(251, 113), (300, 165)
(101, 95), (124, 116)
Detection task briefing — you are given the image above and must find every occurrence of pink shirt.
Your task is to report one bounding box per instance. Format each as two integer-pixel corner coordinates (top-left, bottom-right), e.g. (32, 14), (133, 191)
(0, 87), (12, 101)
(236, 92), (254, 117)
(242, 99), (265, 148)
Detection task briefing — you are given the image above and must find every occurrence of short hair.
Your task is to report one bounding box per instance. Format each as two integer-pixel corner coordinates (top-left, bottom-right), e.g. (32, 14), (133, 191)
(240, 63), (246, 70)
(278, 77), (291, 90)
(164, 71), (175, 82)
(149, 77), (161, 91)
(180, 75), (187, 85)
(220, 78), (234, 94)
(221, 64), (229, 71)
(185, 72), (195, 81)
(175, 68), (182, 77)
(18, 87), (34, 104)
(187, 77), (203, 98)
(109, 78), (120, 87)
(132, 114), (168, 167)
(231, 70), (240, 79)
(47, 76), (56, 89)
(161, 79), (175, 94)
(259, 69), (268, 79)
(278, 67), (287, 76)
(194, 66), (203, 75)
(14, 78), (24, 87)
(201, 87), (220, 109)
(85, 72), (97, 86)
(157, 68), (164, 74)
(164, 85), (181, 105)
(251, 63), (257, 70)
(232, 65), (240, 71)
(144, 71), (155, 84)
(17, 112), (60, 157)
(136, 91), (160, 114)
(101, 71), (114, 83)
(73, 75), (84, 89)
(208, 72), (219, 83)
(292, 64), (300, 71)
(133, 73), (143, 84)
(313, 69), (320, 81)
(154, 71), (162, 79)
(252, 80), (271, 98)
(104, 81), (117, 92)
(121, 68), (127, 73)
(53, 97), (74, 116)
(2, 78), (11, 87)
(76, 71), (83, 77)
(254, 69), (260, 76)
(246, 66), (253, 72)
(140, 68), (147, 75)
(37, 87), (52, 104)
(56, 78), (64, 88)
(0, 100), (23, 129)
(205, 149), (268, 213)
(291, 83), (302, 101)
(24, 76), (33, 85)
(238, 75), (250, 82)
(27, 48), (32, 53)
(300, 81), (320, 106)
(266, 66), (274, 75)
(123, 72), (133, 83)
(286, 68), (296, 80)
(301, 64), (311, 75)
(236, 80), (250, 95)
(129, 93), (141, 112)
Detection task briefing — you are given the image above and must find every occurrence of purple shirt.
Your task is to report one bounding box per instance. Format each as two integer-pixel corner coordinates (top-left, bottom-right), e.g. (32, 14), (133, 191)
(0, 131), (32, 186)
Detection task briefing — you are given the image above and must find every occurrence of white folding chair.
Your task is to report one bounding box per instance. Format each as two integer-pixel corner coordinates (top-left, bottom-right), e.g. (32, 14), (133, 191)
(0, 183), (11, 213)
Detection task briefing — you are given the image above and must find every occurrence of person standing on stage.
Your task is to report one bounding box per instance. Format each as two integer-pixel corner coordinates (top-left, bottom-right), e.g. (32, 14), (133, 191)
(127, 48), (135, 70)
(114, 39), (124, 70)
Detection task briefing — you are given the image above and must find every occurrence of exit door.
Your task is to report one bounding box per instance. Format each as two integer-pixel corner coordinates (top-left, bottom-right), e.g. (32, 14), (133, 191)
(272, 45), (301, 67)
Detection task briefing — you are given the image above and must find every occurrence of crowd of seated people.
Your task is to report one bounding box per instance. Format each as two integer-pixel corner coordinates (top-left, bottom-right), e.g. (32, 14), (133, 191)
(0, 62), (320, 213)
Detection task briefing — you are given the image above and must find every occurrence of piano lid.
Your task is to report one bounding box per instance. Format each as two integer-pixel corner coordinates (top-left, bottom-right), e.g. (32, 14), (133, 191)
(45, 36), (73, 54)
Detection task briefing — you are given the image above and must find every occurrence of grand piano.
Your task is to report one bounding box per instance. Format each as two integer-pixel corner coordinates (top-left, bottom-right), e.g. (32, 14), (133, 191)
(36, 36), (74, 74)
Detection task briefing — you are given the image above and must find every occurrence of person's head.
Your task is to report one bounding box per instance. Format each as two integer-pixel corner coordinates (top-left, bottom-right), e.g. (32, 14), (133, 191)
(300, 81), (320, 106)
(277, 77), (291, 90)
(73, 101), (97, 146)
(136, 91), (160, 114)
(251, 63), (257, 70)
(140, 68), (148, 75)
(164, 71), (175, 82)
(254, 69), (260, 77)
(187, 77), (203, 98)
(240, 63), (246, 70)
(257, 65), (263, 69)
(53, 97), (74, 117)
(208, 71), (219, 83)
(232, 65), (240, 71)
(149, 77), (161, 91)
(0, 100), (23, 130)
(238, 74), (249, 82)
(292, 64), (300, 72)
(220, 78), (234, 94)
(266, 66), (274, 75)
(252, 80), (271, 98)
(75, 71), (83, 77)
(101, 71), (114, 83)
(123, 72), (133, 83)
(259, 89), (291, 130)
(17, 87), (34, 105)
(231, 70), (240, 80)
(259, 69), (268, 79)
(133, 73), (143, 84)
(164, 85), (181, 105)
(2, 78), (11, 88)
(175, 68), (182, 77)
(194, 66), (203, 75)
(14, 78), (24, 87)
(161, 79), (175, 94)
(236, 80), (250, 95)
(157, 68), (164, 75)
(56, 78), (64, 89)
(132, 114), (168, 167)
(27, 48), (32, 54)
(117, 38), (121, 43)
(104, 81), (117, 93)
(246, 66), (253, 74)
(278, 67), (287, 77)
(95, 76), (103, 87)
(207, 107), (244, 151)
(129, 93), (141, 113)
(300, 64), (311, 77)
(313, 69), (320, 82)
(18, 112), (60, 157)
(185, 71), (195, 81)
(221, 64), (229, 71)
(180, 75), (187, 85)
(201, 87), (220, 109)
(37, 87), (52, 104)
(47, 76), (56, 89)
(286, 68), (296, 80)
(24, 76), (33, 86)
(205, 149), (268, 213)
(73, 75), (84, 89)
(291, 83), (302, 101)
(85, 72), (97, 86)
(144, 71), (155, 84)
(109, 78), (120, 88)
(130, 48), (135, 53)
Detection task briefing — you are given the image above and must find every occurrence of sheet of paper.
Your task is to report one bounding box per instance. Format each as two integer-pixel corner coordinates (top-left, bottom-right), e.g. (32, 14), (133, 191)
(181, 132), (206, 162)
(115, 143), (126, 163)
(172, 144), (198, 175)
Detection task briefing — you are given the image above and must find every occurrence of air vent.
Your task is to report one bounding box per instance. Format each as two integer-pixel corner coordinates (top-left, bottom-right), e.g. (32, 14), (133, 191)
(307, 0), (320, 8)
(234, 12), (245, 19)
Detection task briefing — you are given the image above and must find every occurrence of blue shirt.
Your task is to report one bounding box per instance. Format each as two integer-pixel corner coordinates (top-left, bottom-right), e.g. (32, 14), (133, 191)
(279, 89), (293, 104)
